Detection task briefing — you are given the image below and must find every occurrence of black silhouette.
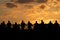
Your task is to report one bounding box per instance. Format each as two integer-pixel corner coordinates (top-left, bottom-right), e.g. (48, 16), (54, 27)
(34, 21), (39, 31)
(21, 20), (26, 30)
(39, 20), (45, 31)
(48, 21), (53, 32)
(0, 21), (6, 32)
(54, 20), (59, 32)
(0, 20), (60, 32)
(6, 21), (11, 31)
(27, 21), (32, 31)
(13, 22), (20, 31)
(0, 20), (59, 40)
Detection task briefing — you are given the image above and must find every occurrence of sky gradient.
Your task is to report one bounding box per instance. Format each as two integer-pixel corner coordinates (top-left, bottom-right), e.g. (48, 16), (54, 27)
(0, 0), (60, 24)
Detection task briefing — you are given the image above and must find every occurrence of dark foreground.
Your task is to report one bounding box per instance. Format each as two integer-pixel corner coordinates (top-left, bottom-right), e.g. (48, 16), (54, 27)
(0, 20), (60, 40)
(0, 30), (59, 40)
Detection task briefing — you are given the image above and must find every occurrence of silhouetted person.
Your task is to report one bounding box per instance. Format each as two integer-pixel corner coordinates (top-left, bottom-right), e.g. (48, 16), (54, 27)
(0, 21), (6, 31)
(34, 21), (39, 31)
(39, 20), (45, 31)
(40, 20), (44, 24)
(27, 21), (32, 31)
(48, 21), (53, 32)
(7, 21), (11, 31)
(54, 21), (59, 32)
(13, 22), (20, 31)
(21, 20), (26, 30)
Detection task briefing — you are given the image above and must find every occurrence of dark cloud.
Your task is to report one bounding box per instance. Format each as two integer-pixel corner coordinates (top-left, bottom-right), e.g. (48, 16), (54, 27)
(6, 3), (17, 8)
(40, 5), (45, 9)
(36, 0), (48, 3)
(16, 0), (34, 3)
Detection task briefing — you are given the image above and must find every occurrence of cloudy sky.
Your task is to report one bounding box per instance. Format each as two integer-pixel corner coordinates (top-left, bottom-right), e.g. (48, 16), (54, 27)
(0, 0), (60, 24)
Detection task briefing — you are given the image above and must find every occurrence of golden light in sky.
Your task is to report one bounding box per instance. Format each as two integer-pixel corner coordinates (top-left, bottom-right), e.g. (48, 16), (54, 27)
(0, 0), (60, 24)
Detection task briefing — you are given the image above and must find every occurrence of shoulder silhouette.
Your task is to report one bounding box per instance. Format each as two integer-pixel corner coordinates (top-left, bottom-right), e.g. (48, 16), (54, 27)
(13, 22), (20, 31)
(54, 20), (59, 26)
(21, 20), (26, 30)
(0, 21), (6, 31)
(48, 21), (53, 27)
(39, 20), (45, 26)
(48, 21), (53, 32)
(34, 21), (39, 31)
(40, 20), (44, 24)
(54, 20), (59, 32)
(39, 20), (45, 31)
(27, 21), (32, 31)
(7, 21), (11, 30)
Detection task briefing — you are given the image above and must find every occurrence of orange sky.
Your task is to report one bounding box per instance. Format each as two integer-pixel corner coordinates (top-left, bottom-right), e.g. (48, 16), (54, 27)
(0, 0), (60, 24)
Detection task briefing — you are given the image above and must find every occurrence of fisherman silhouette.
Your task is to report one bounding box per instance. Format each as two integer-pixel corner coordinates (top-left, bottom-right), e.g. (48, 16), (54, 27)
(21, 20), (26, 30)
(13, 22), (20, 32)
(27, 21), (32, 31)
(34, 21), (39, 31)
(54, 20), (59, 32)
(7, 21), (11, 31)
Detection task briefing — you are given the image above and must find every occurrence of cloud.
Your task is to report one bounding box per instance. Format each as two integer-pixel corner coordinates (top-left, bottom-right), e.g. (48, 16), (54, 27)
(40, 5), (46, 9)
(5, 3), (17, 8)
(16, 0), (34, 3)
(36, 0), (48, 3)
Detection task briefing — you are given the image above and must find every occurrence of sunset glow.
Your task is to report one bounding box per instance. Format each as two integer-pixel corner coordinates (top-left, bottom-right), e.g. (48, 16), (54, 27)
(0, 0), (60, 24)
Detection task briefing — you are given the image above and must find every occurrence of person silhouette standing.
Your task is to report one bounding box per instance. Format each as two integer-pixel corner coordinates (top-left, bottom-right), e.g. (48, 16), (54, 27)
(48, 21), (53, 32)
(54, 20), (59, 32)
(27, 21), (32, 31)
(7, 21), (11, 31)
(39, 20), (45, 31)
(21, 20), (26, 30)
(0, 21), (6, 32)
(13, 22), (20, 32)
(34, 21), (39, 31)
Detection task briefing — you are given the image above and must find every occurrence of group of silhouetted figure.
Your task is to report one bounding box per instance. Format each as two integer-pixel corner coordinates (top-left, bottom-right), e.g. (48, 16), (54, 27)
(0, 20), (60, 32)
